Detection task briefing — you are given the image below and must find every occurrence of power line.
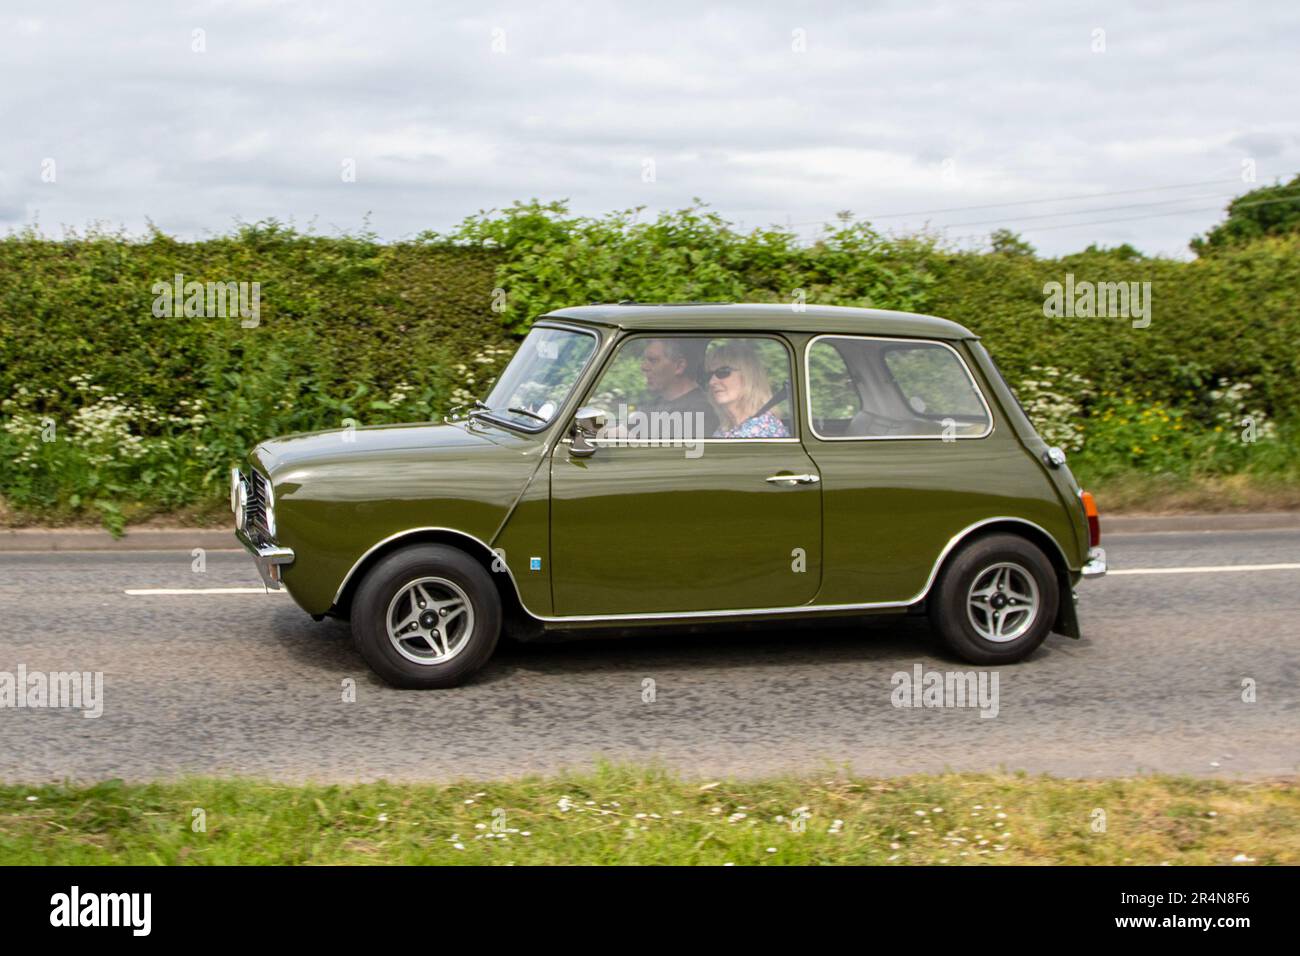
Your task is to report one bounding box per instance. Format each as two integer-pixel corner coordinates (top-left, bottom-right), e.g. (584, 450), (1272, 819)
(786, 171), (1298, 231)
(784, 176), (1247, 227)
(991, 193), (1300, 235)
(945, 191), (1237, 229)
(788, 189), (1300, 240)
(859, 177), (1244, 220)
(1010, 204), (1229, 233)
(787, 191), (1300, 246)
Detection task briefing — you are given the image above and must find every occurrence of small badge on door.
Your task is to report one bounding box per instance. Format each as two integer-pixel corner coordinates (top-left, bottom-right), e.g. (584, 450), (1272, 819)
(529, 557), (542, 571)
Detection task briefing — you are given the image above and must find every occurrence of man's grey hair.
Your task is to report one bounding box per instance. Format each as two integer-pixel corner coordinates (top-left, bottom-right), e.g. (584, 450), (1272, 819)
(650, 337), (703, 381)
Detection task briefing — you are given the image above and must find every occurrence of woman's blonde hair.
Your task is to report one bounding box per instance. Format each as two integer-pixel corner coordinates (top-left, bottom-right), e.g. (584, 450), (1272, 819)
(705, 340), (772, 425)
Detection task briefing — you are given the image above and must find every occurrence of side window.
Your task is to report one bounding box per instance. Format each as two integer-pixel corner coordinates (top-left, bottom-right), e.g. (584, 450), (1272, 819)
(586, 335), (795, 441)
(806, 340), (861, 436)
(808, 337), (991, 439)
(883, 346), (987, 421)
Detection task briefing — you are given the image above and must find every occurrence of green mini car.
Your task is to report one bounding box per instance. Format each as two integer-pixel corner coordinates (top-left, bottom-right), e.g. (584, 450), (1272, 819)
(234, 303), (1105, 688)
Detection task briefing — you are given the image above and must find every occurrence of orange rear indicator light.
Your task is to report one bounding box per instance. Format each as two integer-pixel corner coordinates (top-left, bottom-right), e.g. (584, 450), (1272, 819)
(1080, 491), (1100, 547)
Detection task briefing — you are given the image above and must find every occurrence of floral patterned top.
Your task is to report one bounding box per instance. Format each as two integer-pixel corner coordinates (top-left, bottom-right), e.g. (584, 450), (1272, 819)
(714, 411), (790, 439)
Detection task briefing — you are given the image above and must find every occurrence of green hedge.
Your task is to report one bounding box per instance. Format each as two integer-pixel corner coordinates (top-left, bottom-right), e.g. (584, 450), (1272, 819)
(2, 207), (1298, 526)
(439, 201), (1300, 423)
(0, 223), (507, 424)
(925, 237), (1300, 423)
(0, 223), (508, 524)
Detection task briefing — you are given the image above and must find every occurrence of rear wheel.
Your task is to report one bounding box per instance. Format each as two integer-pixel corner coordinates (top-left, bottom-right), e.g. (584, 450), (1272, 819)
(350, 545), (501, 688)
(928, 533), (1059, 665)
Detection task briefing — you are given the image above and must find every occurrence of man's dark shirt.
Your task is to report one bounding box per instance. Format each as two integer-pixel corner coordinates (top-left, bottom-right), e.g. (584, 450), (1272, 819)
(641, 385), (718, 439)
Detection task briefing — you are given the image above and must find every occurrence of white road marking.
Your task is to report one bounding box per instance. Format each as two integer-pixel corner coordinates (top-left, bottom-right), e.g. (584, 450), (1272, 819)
(124, 587), (289, 595)
(1109, 563), (1300, 576)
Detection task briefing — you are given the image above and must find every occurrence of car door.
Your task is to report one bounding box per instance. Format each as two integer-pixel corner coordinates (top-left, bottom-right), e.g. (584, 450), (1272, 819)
(803, 334), (1036, 606)
(549, 333), (822, 617)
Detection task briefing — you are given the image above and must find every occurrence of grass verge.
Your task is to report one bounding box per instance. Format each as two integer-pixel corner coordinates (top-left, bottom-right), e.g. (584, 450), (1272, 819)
(1, 768), (1295, 865)
(1077, 471), (1300, 514)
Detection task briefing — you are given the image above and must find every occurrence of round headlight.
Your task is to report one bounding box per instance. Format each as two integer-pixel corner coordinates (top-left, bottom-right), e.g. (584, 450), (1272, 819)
(230, 467), (242, 513)
(234, 481), (248, 530)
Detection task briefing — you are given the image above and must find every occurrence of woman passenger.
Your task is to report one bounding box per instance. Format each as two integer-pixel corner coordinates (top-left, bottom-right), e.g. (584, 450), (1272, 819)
(704, 341), (790, 438)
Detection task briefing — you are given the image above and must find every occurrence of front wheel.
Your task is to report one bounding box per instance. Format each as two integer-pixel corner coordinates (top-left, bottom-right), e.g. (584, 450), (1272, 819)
(928, 533), (1059, 665)
(350, 545), (501, 688)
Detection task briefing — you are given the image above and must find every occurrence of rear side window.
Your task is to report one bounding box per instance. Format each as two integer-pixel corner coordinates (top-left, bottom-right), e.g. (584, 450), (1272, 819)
(806, 336), (991, 439)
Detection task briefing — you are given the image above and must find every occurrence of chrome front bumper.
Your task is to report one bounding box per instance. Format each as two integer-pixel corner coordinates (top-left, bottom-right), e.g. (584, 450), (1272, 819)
(1081, 546), (1107, 578)
(235, 525), (295, 589)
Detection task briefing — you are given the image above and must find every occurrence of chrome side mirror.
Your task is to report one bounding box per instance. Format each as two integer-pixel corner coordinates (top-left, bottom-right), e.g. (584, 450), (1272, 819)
(570, 406), (607, 458)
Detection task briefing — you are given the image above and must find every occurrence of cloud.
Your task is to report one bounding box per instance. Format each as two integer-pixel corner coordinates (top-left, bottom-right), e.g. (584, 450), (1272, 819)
(1, 0), (1297, 255)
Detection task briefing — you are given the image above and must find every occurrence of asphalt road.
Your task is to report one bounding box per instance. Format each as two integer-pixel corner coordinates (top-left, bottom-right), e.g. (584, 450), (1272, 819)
(1, 529), (1297, 782)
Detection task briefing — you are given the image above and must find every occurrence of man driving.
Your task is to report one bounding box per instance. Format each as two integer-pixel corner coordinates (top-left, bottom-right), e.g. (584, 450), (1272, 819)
(638, 338), (718, 439)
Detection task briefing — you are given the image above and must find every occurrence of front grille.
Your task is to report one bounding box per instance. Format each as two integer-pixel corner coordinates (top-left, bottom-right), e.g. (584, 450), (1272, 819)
(244, 471), (270, 539)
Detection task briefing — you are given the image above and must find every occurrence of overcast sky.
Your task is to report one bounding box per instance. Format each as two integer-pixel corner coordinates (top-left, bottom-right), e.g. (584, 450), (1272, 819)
(2, 0), (1296, 257)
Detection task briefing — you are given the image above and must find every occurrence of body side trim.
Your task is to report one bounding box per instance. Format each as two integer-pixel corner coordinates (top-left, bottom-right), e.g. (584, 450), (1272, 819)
(560, 437), (801, 445)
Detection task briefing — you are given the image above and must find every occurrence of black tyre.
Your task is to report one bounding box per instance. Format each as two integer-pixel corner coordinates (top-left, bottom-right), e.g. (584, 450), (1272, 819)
(928, 533), (1059, 665)
(350, 545), (501, 688)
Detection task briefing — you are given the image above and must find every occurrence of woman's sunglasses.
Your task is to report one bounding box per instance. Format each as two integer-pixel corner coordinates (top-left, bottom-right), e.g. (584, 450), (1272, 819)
(706, 366), (735, 381)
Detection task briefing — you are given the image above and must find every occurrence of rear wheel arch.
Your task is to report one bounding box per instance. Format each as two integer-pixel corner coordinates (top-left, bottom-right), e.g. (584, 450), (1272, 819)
(925, 519), (1076, 637)
(946, 519), (1071, 580)
(928, 530), (1062, 663)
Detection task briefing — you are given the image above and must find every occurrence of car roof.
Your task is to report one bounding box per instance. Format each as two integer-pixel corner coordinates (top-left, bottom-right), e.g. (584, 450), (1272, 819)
(540, 303), (977, 340)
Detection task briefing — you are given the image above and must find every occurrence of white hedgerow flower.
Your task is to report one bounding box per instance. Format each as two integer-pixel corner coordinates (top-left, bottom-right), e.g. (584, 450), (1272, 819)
(1011, 366), (1092, 452)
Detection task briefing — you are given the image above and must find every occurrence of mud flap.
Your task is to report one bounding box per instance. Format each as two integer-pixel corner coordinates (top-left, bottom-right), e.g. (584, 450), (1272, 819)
(1054, 573), (1082, 639)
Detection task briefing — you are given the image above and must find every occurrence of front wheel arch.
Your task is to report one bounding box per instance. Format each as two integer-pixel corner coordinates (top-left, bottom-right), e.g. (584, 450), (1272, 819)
(331, 529), (530, 626)
(349, 543), (503, 688)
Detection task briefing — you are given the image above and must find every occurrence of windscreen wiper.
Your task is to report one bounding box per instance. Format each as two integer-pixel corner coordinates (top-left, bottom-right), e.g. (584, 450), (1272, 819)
(507, 406), (548, 423)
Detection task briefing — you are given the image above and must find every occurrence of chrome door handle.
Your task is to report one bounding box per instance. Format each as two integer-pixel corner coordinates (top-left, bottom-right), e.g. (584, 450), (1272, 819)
(765, 473), (820, 485)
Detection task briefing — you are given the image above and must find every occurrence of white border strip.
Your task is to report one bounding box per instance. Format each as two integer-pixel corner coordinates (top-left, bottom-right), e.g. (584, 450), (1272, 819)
(1108, 563), (1300, 576)
(124, 587), (290, 595)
